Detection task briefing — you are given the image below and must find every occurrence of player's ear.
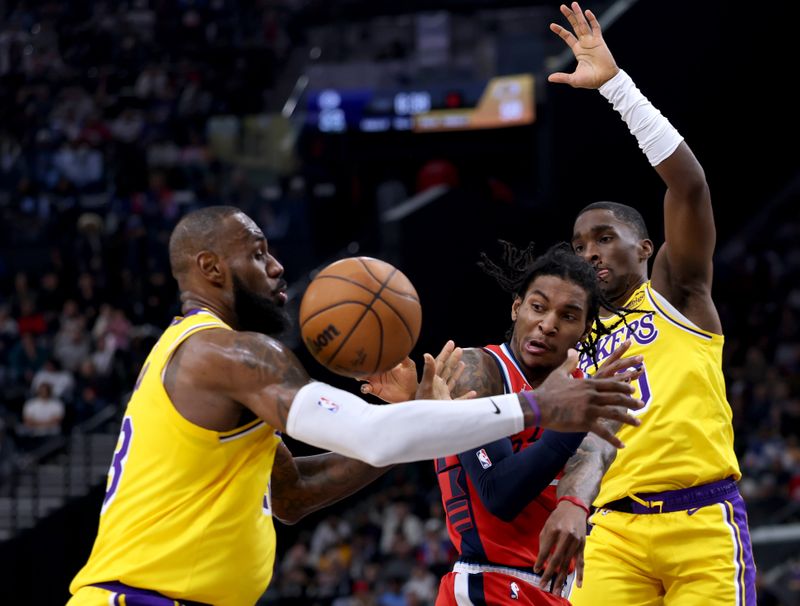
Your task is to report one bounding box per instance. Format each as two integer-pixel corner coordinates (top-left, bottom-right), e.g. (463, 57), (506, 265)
(638, 238), (654, 262)
(511, 296), (522, 321)
(196, 250), (225, 286)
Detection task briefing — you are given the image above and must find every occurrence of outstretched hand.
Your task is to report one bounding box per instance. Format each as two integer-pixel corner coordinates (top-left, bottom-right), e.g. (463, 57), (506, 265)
(548, 2), (619, 90)
(535, 500), (587, 593)
(416, 340), (477, 401)
(532, 350), (643, 448)
(359, 357), (418, 403)
(592, 339), (643, 381)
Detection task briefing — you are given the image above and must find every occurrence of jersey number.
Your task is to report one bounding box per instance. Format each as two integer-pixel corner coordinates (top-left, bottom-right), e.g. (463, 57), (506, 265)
(629, 362), (652, 415)
(102, 416), (133, 514)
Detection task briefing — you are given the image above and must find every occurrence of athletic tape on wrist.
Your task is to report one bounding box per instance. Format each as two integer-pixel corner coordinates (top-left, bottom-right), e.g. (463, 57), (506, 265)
(599, 69), (683, 166)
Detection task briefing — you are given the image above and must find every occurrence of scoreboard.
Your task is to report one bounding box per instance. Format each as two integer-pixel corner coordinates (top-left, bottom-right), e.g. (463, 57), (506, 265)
(305, 74), (535, 133)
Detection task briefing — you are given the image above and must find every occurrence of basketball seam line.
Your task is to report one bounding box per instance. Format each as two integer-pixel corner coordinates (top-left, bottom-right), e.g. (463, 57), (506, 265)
(324, 269), (396, 371)
(314, 272), (420, 302)
(357, 258), (419, 301)
(301, 277), (416, 340)
(352, 261), (417, 340)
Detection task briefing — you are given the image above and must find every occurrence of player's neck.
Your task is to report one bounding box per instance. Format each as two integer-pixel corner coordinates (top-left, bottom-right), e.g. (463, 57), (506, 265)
(180, 293), (236, 328)
(603, 275), (648, 314)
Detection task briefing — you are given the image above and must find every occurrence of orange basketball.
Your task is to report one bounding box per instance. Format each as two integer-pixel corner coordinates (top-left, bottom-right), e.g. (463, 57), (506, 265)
(299, 256), (422, 379)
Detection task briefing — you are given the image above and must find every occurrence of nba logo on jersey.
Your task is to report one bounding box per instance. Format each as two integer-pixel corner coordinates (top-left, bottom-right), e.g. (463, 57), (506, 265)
(476, 448), (492, 469)
(317, 396), (340, 413)
(509, 581), (520, 600)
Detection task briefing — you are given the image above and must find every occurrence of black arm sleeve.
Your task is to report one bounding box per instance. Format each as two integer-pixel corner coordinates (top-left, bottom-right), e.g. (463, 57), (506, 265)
(458, 430), (586, 522)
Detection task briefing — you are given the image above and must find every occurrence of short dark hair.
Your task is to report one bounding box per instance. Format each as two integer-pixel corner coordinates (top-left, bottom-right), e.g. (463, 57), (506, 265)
(578, 201), (649, 239)
(168, 205), (242, 279)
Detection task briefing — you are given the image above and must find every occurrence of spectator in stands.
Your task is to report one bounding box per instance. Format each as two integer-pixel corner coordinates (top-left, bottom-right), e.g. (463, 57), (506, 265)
(403, 563), (437, 605)
(16, 298), (47, 336)
(8, 332), (47, 388)
(53, 315), (91, 373)
(20, 381), (65, 439)
(31, 358), (74, 402)
(379, 500), (423, 555)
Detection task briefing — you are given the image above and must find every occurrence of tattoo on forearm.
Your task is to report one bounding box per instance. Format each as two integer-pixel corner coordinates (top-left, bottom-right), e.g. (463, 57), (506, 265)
(557, 430), (618, 505)
(272, 450), (390, 521)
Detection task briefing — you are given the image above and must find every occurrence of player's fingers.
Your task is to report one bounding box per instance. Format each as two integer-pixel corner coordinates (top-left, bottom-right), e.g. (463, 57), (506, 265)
(539, 534), (574, 590)
(455, 390), (477, 400)
(419, 353), (436, 388)
(441, 346), (463, 383)
(552, 568), (569, 596)
(360, 383), (373, 394)
(589, 421), (624, 449)
(560, 3), (576, 24)
(594, 359), (640, 380)
(547, 72), (573, 86)
(571, 2), (591, 36)
(597, 339), (631, 367)
(593, 403), (642, 426)
(434, 340), (455, 366)
(538, 553), (564, 591)
(585, 9), (601, 36)
(534, 530), (555, 573)
(590, 377), (635, 393)
(448, 360), (465, 388)
(549, 23), (578, 49)
(615, 367), (643, 384)
(575, 548), (585, 588)
(596, 354), (642, 379)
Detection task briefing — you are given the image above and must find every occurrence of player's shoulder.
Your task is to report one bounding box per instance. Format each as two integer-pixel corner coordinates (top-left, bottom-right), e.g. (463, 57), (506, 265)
(457, 346), (503, 395)
(178, 329), (295, 386)
(462, 346), (495, 367)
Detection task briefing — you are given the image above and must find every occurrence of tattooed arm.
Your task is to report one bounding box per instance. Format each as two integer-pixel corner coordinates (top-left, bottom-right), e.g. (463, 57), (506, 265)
(270, 441), (392, 524)
(533, 418), (621, 593)
(167, 328), (641, 465)
(556, 427), (618, 503)
(453, 347), (505, 398)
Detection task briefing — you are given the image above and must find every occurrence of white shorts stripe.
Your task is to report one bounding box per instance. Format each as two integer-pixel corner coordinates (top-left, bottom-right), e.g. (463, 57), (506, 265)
(453, 572), (475, 606)
(718, 502), (743, 606)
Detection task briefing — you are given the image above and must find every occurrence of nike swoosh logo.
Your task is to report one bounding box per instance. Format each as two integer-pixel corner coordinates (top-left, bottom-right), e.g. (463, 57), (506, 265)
(687, 507), (701, 516)
(489, 398), (501, 414)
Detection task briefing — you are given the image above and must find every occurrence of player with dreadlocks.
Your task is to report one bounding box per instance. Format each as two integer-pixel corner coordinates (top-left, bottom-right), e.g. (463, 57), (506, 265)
(362, 240), (642, 605)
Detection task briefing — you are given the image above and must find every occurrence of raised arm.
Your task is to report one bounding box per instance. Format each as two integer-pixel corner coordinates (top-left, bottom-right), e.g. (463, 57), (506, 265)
(270, 441), (391, 525)
(549, 2), (718, 329)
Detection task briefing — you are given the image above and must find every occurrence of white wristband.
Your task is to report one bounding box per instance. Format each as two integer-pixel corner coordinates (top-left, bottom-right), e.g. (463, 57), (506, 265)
(599, 69), (683, 166)
(286, 382), (524, 467)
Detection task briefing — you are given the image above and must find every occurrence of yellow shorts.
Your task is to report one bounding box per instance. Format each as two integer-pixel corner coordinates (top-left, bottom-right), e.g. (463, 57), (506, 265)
(568, 489), (755, 606)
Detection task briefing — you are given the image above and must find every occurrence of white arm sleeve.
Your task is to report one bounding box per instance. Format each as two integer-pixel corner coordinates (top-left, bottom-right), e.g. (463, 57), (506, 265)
(285, 382), (525, 467)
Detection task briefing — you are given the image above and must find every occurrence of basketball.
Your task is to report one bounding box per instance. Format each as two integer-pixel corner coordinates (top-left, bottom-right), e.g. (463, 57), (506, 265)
(299, 256), (422, 379)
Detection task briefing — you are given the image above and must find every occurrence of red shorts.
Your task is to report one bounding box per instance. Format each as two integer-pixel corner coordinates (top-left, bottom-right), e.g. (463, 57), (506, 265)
(435, 566), (571, 606)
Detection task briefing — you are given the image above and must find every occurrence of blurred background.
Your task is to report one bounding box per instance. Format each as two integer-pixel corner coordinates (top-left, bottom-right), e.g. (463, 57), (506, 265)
(0, 0), (797, 604)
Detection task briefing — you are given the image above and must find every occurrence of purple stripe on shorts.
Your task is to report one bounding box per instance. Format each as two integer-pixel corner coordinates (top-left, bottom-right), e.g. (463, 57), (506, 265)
(729, 493), (757, 605)
(93, 582), (211, 606)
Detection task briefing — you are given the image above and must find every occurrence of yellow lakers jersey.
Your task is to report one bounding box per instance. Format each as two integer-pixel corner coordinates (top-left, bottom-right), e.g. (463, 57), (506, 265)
(577, 282), (741, 505)
(70, 309), (282, 606)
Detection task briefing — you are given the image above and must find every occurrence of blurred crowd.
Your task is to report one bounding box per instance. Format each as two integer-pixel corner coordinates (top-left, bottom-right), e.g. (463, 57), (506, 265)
(0, 2), (798, 606)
